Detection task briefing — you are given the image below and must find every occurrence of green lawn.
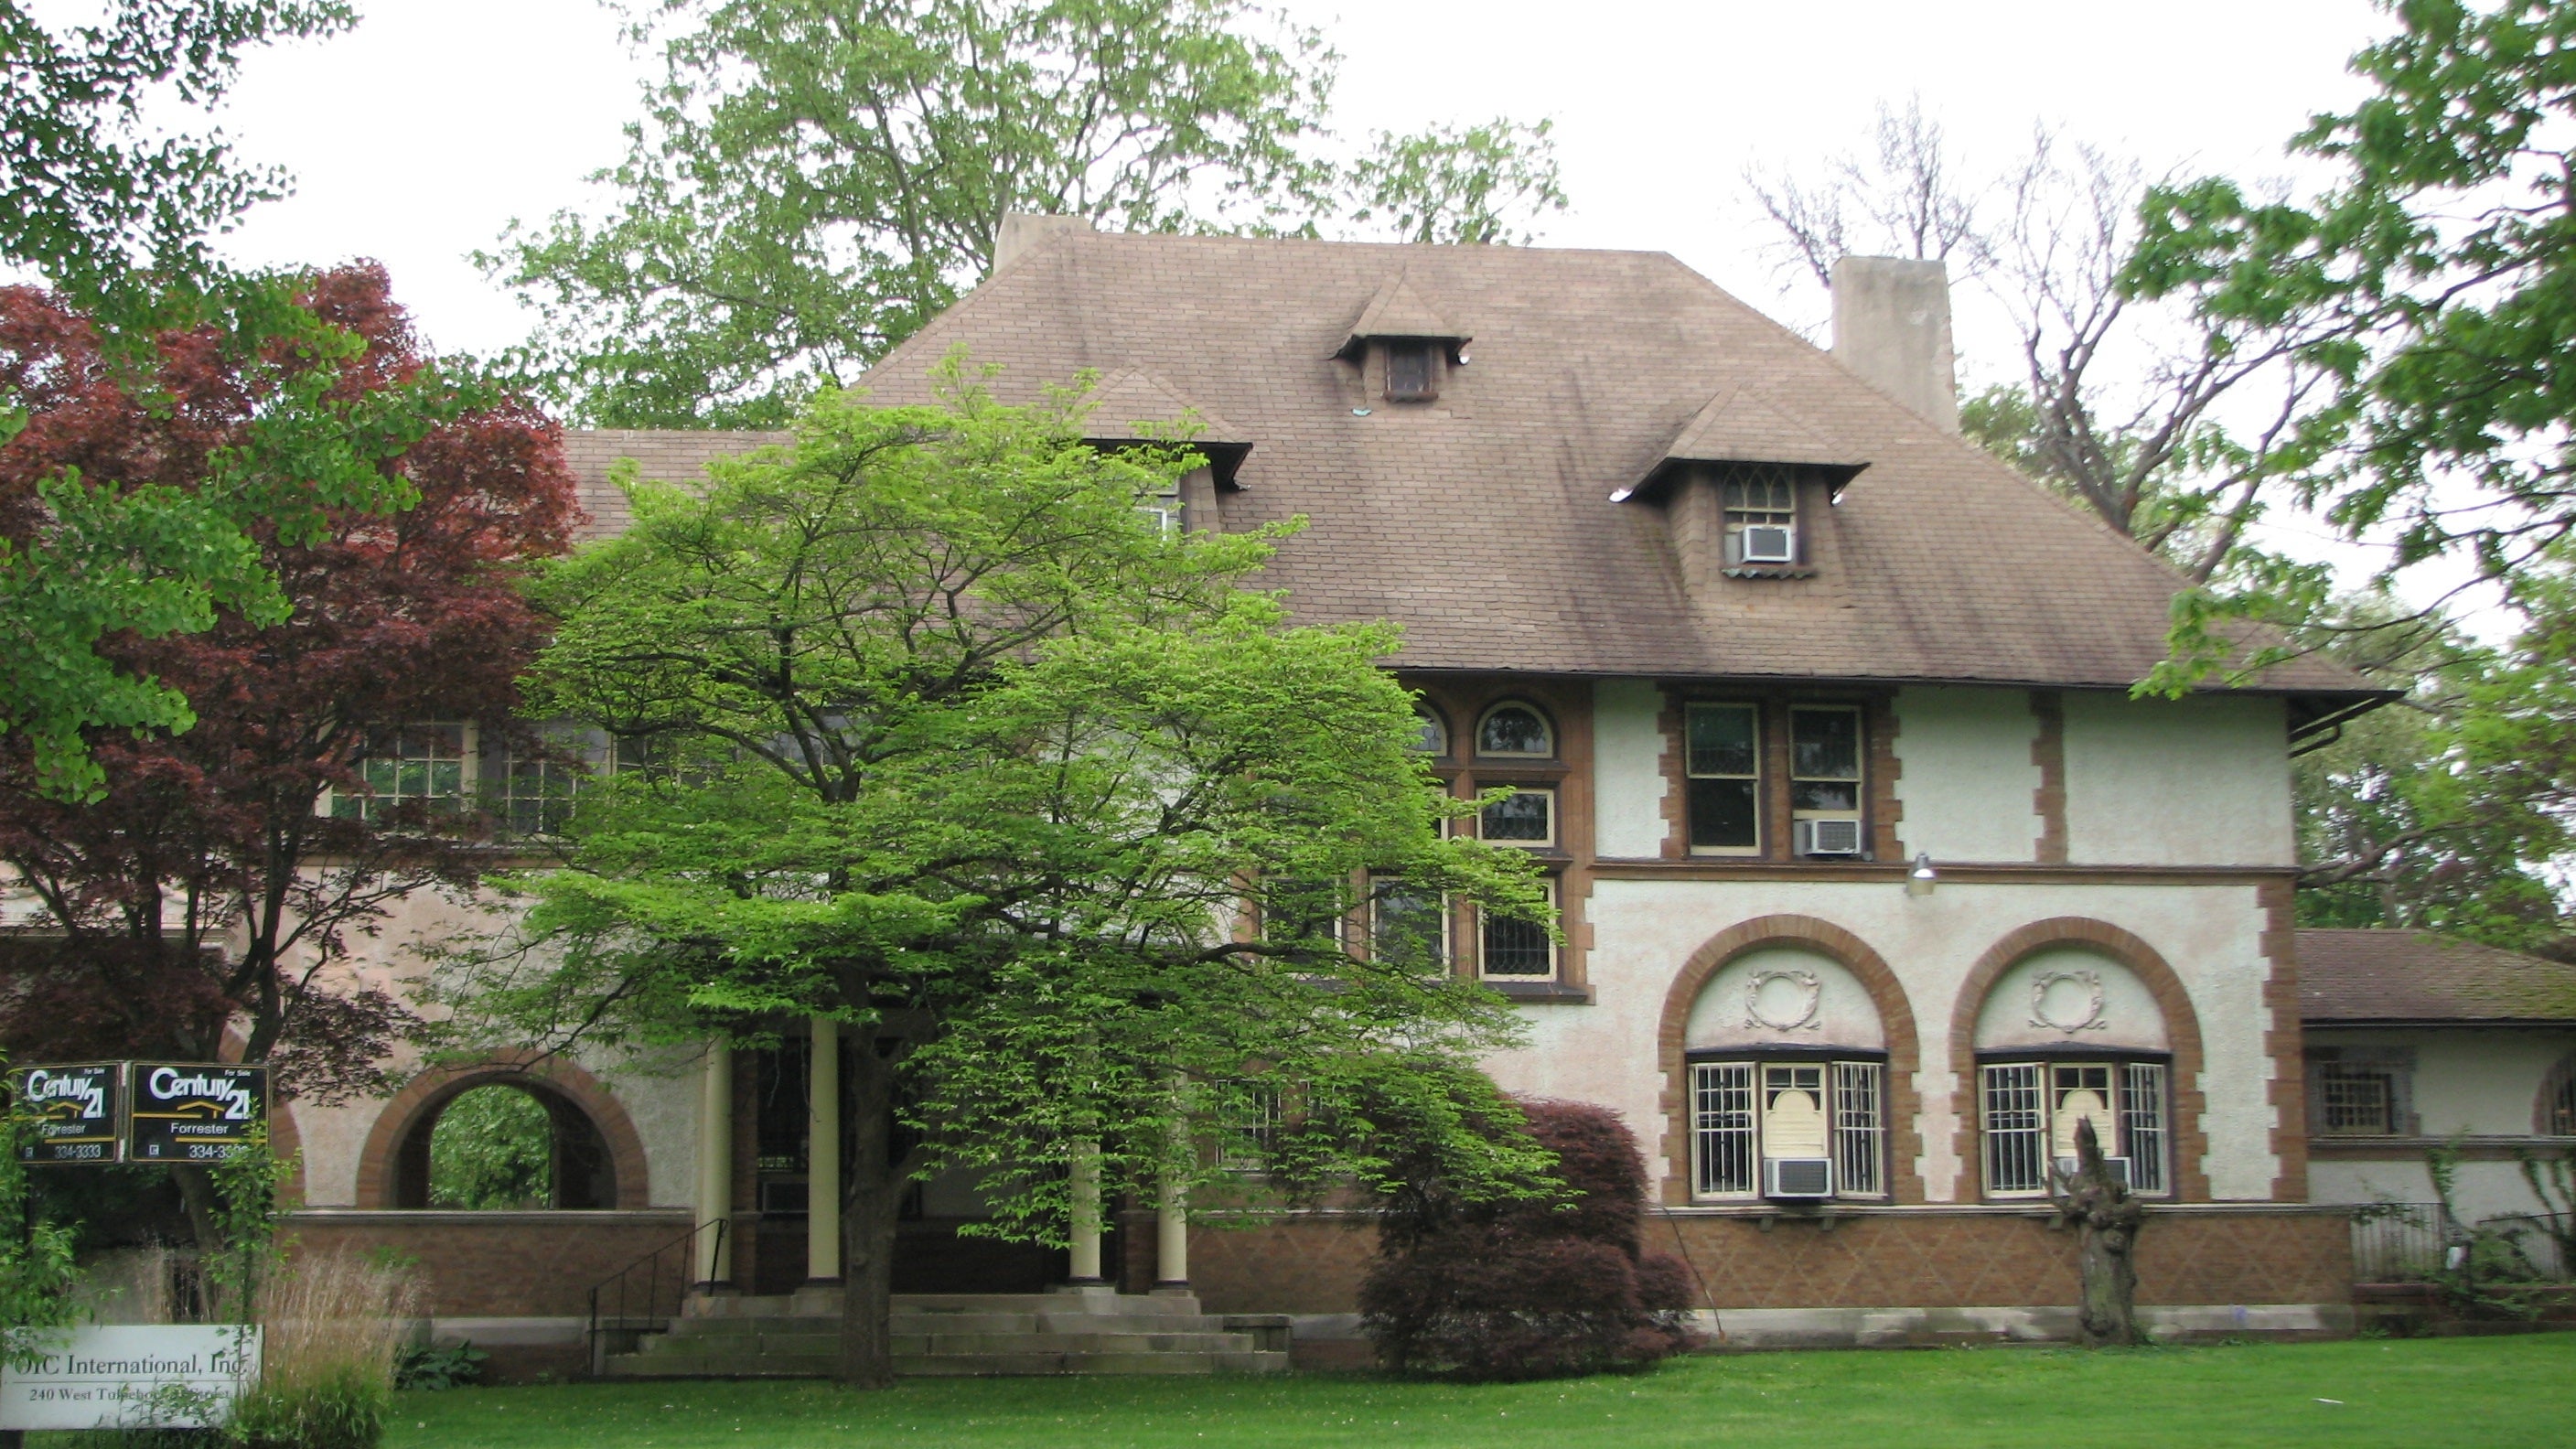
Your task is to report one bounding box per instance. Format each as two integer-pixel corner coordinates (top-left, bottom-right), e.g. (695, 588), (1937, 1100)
(377, 1336), (2576, 1449)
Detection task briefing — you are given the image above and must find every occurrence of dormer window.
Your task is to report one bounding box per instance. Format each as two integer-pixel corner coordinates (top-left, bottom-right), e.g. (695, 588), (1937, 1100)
(1723, 466), (1798, 567)
(1386, 341), (1437, 403)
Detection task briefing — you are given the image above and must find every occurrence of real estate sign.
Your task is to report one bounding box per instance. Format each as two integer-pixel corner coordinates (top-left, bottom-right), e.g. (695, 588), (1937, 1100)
(7, 1063), (123, 1164)
(125, 1064), (268, 1163)
(0, 1325), (260, 1430)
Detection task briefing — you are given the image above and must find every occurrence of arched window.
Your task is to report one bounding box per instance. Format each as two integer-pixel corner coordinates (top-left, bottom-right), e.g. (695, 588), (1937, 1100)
(1476, 702), (1552, 758)
(392, 1079), (617, 1210)
(1411, 705), (1449, 757)
(1970, 948), (2172, 1199)
(1683, 948), (1888, 1202)
(2540, 1055), (2576, 1137)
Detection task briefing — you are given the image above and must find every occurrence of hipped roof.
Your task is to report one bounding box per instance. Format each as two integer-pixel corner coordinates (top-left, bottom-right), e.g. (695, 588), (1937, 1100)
(2300, 929), (2576, 1025)
(1615, 384), (1869, 503)
(561, 230), (2376, 706)
(1334, 272), (1469, 358)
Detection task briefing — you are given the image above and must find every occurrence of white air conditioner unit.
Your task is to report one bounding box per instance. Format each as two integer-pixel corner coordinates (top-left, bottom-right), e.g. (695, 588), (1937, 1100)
(1763, 1157), (1834, 1199)
(1738, 524), (1797, 564)
(1795, 817), (1864, 857)
(2053, 1155), (2132, 1191)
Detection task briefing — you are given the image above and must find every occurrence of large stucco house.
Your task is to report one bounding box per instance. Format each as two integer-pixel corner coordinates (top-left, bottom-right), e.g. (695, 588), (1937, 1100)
(123, 221), (2431, 1364)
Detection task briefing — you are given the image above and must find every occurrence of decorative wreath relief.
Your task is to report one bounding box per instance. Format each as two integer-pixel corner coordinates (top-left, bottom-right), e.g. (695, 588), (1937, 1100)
(2028, 969), (2109, 1033)
(1744, 969), (1823, 1032)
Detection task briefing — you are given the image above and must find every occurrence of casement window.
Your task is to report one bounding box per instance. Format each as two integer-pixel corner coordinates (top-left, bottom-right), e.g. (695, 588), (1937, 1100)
(1411, 705), (1449, 757)
(1980, 1059), (2169, 1197)
(1368, 875), (1450, 971)
(1218, 1080), (1283, 1172)
(1477, 878), (1556, 979)
(1475, 703), (1552, 758)
(1688, 1057), (1886, 1200)
(333, 722), (475, 821)
(2309, 1047), (2415, 1136)
(1136, 485), (1183, 538)
(2544, 1056), (2576, 1137)
(1386, 342), (1437, 402)
(1478, 787), (1556, 847)
(1720, 464), (1798, 566)
(1265, 877), (1350, 949)
(1789, 706), (1864, 855)
(1684, 703), (1760, 853)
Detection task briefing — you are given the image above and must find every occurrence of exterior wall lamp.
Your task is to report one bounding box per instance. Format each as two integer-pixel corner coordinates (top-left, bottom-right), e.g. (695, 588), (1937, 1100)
(1906, 853), (1937, 897)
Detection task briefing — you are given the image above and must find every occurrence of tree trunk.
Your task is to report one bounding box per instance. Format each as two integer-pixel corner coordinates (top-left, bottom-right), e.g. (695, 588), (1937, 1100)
(2052, 1117), (2147, 1347)
(835, 1031), (901, 1388)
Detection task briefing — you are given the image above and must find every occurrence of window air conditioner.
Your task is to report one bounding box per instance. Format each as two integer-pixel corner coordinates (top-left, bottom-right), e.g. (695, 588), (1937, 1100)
(2053, 1155), (2132, 1191)
(1794, 818), (1864, 857)
(1738, 525), (1797, 564)
(1764, 1157), (1833, 1199)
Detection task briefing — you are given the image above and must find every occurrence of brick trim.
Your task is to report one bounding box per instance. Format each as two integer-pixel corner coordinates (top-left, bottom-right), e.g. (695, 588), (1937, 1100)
(354, 1051), (651, 1210)
(1869, 692), (1905, 863)
(1656, 914), (1925, 1206)
(1655, 685), (1687, 861)
(1946, 918), (2211, 1203)
(2030, 690), (2067, 864)
(2259, 877), (2309, 1200)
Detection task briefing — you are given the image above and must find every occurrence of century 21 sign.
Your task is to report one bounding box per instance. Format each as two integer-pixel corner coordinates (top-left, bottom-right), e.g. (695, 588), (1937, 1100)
(126, 1065), (268, 1163)
(7, 1063), (268, 1165)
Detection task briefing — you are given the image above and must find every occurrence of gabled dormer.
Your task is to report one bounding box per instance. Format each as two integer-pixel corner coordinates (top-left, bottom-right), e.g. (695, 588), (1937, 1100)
(1614, 386), (1868, 592)
(1075, 368), (1253, 534)
(1333, 273), (1469, 405)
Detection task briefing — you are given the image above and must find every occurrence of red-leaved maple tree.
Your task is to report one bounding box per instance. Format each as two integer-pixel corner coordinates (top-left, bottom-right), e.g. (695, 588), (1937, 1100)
(0, 264), (579, 1126)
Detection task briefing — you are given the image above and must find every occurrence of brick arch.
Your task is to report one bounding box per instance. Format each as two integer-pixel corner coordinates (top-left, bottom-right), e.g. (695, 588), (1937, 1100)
(354, 1051), (650, 1210)
(1947, 918), (2211, 1203)
(1656, 914), (1925, 1205)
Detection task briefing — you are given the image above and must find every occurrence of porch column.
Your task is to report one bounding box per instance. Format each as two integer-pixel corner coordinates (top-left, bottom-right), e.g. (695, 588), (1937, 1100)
(806, 1017), (842, 1283)
(1154, 1179), (1188, 1290)
(694, 1037), (734, 1288)
(1068, 1139), (1104, 1285)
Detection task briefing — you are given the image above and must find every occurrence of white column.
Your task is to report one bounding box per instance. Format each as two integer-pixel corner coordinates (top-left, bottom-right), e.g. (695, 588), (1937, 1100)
(805, 1018), (842, 1283)
(694, 1037), (734, 1288)
(1154, 1179), (1188, 1289)
(1068, 1139), (1104, 1284)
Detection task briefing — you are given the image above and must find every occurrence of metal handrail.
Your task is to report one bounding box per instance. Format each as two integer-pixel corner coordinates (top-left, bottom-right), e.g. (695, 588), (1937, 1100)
(585, 1218), (725, 1377)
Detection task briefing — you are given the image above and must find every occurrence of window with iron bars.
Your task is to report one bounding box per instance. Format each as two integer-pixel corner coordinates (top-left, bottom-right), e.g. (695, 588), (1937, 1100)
(1689, 1057), (1885, 1200)
(1980, 1058), (2169, 1197)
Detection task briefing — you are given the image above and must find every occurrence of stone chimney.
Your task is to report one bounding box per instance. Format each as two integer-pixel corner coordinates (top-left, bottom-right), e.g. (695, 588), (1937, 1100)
(1830, 256), (1959, 433)
(991, 213), (1096, 275)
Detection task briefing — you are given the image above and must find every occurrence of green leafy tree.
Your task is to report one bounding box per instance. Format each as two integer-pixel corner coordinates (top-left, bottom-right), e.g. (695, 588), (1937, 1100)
(2128, 0), (2576, 673)
(0, 2), (467, 800)
(425, 1088), (553, 1211)
(2291, 596), (2570, 948)
(0, 1070), (80, 1361)
(435, 365), (1551, 1385)
(481, 0), (1564, 427)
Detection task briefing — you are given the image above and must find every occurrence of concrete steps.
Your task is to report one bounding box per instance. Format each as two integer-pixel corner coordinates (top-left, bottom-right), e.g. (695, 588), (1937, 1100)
(598, 1289), (1293, 1379)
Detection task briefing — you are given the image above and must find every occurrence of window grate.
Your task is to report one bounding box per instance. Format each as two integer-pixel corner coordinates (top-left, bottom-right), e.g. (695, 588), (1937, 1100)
(1834, 1060), (1884, 1197)
(1982, 1063), (2047, 1195)
(2122, 1061), (2167, 1193)
(1692, 1062), (1755, 1197)
(2317, 1064), (2399, 1134)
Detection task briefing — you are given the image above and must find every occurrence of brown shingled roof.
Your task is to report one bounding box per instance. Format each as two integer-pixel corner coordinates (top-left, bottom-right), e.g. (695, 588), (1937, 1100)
(1615, 384), (1866, 503)
(560, 230), (2373, 703)
(1336, 271), (1468, 358)
(2298, 928), (2576, 1024)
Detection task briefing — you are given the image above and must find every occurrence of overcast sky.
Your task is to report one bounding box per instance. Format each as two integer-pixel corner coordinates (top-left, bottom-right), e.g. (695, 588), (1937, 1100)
(196, 0), (2388, 370)
(168, 0), (2428, 593)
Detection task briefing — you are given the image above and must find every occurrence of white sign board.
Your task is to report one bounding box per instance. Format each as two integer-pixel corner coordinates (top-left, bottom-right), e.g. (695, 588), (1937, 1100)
(0, 1325), (261, 1430)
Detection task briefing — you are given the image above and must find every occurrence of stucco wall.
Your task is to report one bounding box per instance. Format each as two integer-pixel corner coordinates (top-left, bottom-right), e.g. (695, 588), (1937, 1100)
(1890, 686), (2041, 863)
(1495, 878), (2282, 1203)
(2061, 692), (2294, 866)
(2304, 1026), (2576, 1227)
(284, 888), (702, 1210)
(1592, 679), (1669, 858)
